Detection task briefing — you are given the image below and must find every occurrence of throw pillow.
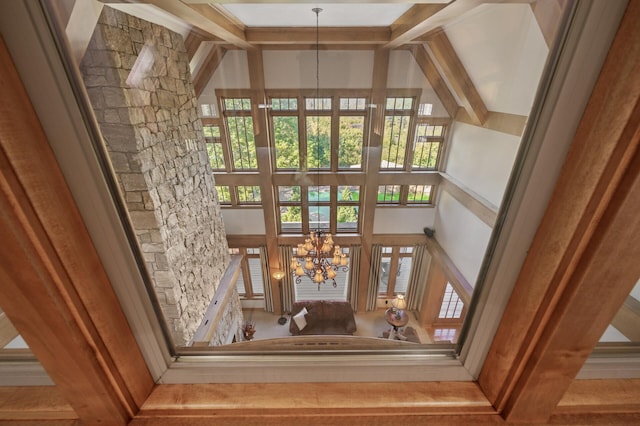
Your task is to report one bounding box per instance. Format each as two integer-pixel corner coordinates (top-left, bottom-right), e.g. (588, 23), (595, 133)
(293, 307), (308, 330)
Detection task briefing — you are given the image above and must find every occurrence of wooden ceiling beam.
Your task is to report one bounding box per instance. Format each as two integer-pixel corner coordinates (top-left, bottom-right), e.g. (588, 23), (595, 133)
(426, 29), (488, 125)
(193, 45), (227, 97)
(98, 0), (252, 49)
(409, 44), (459, 119)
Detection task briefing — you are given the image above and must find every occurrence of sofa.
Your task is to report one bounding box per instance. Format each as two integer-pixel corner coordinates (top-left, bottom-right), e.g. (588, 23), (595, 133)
(289, 300), (357, 336)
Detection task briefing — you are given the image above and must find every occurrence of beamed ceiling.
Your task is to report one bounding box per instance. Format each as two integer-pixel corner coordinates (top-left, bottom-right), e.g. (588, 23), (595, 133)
(96, 0), (566, 132)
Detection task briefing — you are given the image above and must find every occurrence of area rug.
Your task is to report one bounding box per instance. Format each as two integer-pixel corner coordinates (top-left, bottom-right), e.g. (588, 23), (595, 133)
(381, 326), (420, 343)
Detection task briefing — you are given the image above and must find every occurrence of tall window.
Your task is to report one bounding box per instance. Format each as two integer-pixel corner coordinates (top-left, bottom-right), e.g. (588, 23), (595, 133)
(271, 97), (300, 170)
(377, 185), (434, 205)
(438, 283), (465, 319)
(294, 247), (350, 302)
(278, 186), (302, 232)
(381, 97), (414, 169)
(412, 124), (444, 170)
(337, 185), (359, 232)
(222, 97), (257, 170)
(203, 125), (224, 170)
(338, 97), (366, 170)
(306, 97), (332, 170)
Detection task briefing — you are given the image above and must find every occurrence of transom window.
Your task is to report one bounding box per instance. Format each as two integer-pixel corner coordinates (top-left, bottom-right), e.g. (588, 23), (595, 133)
(215, 186), (261, 207)
(221, 96), (257, 170)
(277, 185), (361, 234)
(377, 185), (434, 205)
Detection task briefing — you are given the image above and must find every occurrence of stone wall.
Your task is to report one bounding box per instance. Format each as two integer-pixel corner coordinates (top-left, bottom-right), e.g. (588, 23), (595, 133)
(80, 7), (235, 346)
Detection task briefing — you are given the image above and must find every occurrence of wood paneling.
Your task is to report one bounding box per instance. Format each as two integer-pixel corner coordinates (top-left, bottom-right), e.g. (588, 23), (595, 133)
(0, 387), (77, 422)
(479, 1), (640, 422)
(556, 379), (640, 414)
(135, 382), (493, 417)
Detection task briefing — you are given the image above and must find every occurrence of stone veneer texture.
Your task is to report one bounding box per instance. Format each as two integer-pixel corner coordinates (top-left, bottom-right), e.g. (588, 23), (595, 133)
(81, 6), (233, 346)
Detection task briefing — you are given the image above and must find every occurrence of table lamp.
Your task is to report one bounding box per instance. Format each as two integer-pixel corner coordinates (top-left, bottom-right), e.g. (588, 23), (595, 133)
(391, 294), (406, 319)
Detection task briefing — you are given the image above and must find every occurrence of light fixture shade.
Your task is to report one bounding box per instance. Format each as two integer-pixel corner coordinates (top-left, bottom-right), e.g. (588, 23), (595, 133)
(326, 268), (337, 279)
(392, 294), (407, 310)
(272, 271), (285, 280)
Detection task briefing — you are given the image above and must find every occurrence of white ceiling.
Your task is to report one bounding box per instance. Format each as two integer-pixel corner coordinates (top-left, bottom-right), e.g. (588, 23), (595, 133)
(220, 3), (414, 27)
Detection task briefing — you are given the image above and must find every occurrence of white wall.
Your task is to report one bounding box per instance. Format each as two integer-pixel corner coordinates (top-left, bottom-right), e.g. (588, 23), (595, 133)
(434, 190), (492, 286)
(263, 50), (374, 89)
(373, 207), (436, 234)
(221, 209), (266, 234)
(445, 3), (548, 115)
(388, 50), (449, 117)
(199, 50), (251, 108)
(445, 122), (520, 207)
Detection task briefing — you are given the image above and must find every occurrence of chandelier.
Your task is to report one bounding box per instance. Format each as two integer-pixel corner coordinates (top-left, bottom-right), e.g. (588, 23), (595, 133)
(290, 8), (349, 289)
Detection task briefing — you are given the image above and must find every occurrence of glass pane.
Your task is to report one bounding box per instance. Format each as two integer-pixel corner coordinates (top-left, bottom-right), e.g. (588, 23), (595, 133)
(206, 142), (225, 170)
(271, 97), (298, 111)
(235, 269), (246, 297)
(294, 259), (349, 301)
(278, 186), (301, 202)
(394, 257), (412, 294)
(237, 186), (261, 203)
(337, 206), (358, 231)
(339, 116), (364, 169)
(306, 116), (331, 169)
(418, 103), (433, 116)
(280, 206), (302, 232)
(227, 116), (257, 169)
(381, 115), (409, 169)
(273, 116), (299, 169)
(386, 97), (413, 110)
(308, 186), (330, 202)
(224, 98), (251, 111)
(215, 186), (231, 204)
(379, 257), (391, 294)
(247, 257), (264, 295)
(309, 205), (330, 230)
(377, 185), (401, 203)
(412, 124), (442, 169)
(203, 125), (220, 138)
(338, 186), (359, 201)
(439, 283), (464, 319)
(339, 97), (366, 111)
(306, 97), (332, 110)
(407, 185), (432, 203)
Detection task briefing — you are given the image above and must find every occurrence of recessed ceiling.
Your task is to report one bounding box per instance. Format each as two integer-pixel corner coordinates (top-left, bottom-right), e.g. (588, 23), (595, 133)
(220, 3), (414, 27)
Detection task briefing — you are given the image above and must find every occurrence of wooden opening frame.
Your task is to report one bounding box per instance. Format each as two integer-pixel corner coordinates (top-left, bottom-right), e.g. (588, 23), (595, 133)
(0, 0), (639, 424)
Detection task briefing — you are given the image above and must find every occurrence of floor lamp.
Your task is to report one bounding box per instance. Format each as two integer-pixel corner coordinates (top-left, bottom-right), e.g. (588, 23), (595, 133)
(272, 271), (287, 325)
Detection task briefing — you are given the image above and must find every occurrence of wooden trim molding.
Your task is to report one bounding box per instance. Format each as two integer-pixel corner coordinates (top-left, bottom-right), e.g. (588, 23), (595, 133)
(439, 173), (498, 228)
(0, 35), (154, 423)
(426, 29), (488, 125)
(478, 1), (640, 422)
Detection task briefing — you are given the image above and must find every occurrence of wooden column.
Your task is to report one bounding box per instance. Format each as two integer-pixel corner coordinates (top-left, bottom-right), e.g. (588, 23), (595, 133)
(0, 36), (154, 423)
(356, 47), (389, 312)
(479, 1), (640, 421)
(246, 48), (282, 315)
